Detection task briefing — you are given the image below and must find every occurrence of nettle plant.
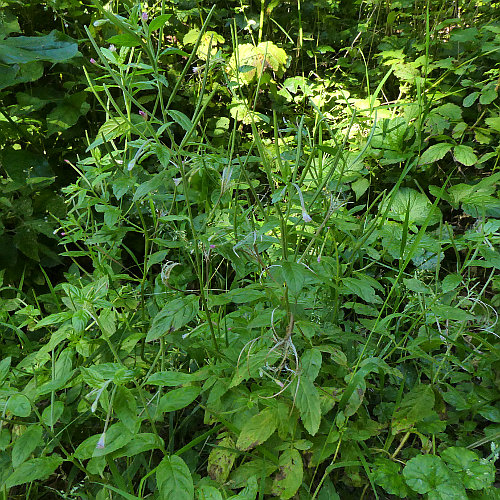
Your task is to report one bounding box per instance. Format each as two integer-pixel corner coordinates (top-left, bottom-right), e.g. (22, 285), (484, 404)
(1, 2), (500, 499)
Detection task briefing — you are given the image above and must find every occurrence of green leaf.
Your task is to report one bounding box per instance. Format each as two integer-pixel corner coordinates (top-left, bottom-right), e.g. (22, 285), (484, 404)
(0, 30), (78, 64)
(382, 187), (441, 226)
(168, 110), (193, 132)
(47, 92), (89, 135)
(6, 393), (31, 417)
(342, 277), (381, 304)
(196, 485), (223, 500)
(441, 274), (462, 293)
(114, 386), (138, 433)
(73, 423), (133, 459)
(12, 425), (43, 468)
(227, 475), (258, 500)
(301, 349), (322, 382)
(453, 145), (477, 166)
(147, 295), (199, 342)
(147, 370), (208, 386)
(158, 386), (201, 412)
(392, 384), (435, 434)
(404, 278), (431, 294)
(0, 357), (11, 384)
(463, 92), (479, 107)
(271, 449), (303, 500)
(88, 117), (131, 150)
(418, 143), (452, 165)
(403, 455), (467, 499)
(0, 10), (20, 38)
(295, 376), (321, 436)
(372, 458), (409, 497)
(157, 455), (194, 500)
(41, 401), (64, 427)
(479, 88), (497, 105)
(5, 455), (63, 488)
(149, 14), (172, 33)
(229, 460), (277, 489)
(485, 116), (500, 132)
(441, 447), (495, 490)
(111, 433), (164, 459)
(208, 436), (238, 483)
(236, 408), (278, 451)
(107, 33), (142, 47)
(154, 144), (171, 168)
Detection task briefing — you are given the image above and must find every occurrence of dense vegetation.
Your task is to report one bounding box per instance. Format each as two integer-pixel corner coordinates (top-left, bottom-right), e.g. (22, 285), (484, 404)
(1, 0), (499, 498)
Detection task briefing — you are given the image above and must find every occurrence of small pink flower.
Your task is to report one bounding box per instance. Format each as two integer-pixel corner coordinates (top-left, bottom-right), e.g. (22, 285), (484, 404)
(141, 11), (148, 21)
(61, 232), (66, 237)
(109, 44), (116, 52)
(139, 110), (147, 120)
(317, 255), (321, 263)
(90, 58), (96, 64)
(209, 244), (216, 249)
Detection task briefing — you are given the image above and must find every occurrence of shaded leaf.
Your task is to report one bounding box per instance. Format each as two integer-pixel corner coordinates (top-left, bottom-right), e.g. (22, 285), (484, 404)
(147, 295), (199, 341)
(12, 425), (43, 468)
(392, 384), (435, 434)
(6, 455), (63, 488)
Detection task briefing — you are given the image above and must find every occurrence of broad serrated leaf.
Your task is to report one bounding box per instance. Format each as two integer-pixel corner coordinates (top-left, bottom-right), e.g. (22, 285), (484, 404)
(168, 110), (193, 132)
(403, 455), (467, 500)
(147, 295), (199, 341)
(271, 449), (303, 500)
(301, 349), (322, 382)
(5, 455), (63, 488)
(441, 447), (495, 490)
(88, 117), (130, 150)
(158, 386), (201, 412)
(418, 143), (452, 165)
(372, 458), (409, 497)
(453, 145), (477, 166)
(295, 376), (321, 436)
(236, 408), (277, 451)
(382, 187), (441, 226)
(157, 455), (194, 500)
(392, 384), (435, 434)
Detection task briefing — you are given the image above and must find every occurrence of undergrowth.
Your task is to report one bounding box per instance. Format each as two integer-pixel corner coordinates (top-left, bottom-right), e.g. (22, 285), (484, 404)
(0, 0), (500, 499)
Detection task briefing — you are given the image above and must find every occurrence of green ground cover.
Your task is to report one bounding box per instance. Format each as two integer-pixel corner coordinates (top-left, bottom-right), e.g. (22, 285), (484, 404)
(0, 0), (499, 498)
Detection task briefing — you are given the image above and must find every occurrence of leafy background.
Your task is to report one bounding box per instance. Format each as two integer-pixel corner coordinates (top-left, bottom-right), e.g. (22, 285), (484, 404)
(0, 0), (499, 498)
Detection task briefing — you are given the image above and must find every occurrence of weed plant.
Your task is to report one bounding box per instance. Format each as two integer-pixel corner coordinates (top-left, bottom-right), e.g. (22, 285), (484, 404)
(0, 1), (499, 499)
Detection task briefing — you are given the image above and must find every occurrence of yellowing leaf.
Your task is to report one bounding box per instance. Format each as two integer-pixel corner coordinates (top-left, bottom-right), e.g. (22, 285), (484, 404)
(271, 449), (303, 499)
(236, 408), (277, 451)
